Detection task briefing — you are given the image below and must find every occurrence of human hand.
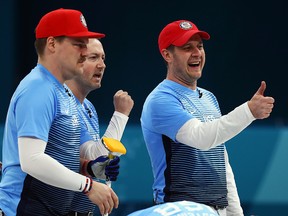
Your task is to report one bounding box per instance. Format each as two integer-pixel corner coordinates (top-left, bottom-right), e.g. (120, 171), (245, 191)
(86, 181), (119, 215)
(87, 156), (120, 181)
(105, 156), (120, 181)
(113, 90), (134, 116)
(248, 81), (275, 119)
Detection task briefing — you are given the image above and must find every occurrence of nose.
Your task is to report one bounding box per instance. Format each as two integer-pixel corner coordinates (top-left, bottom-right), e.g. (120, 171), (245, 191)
(192, 47), (202, 56)
(97, 59), (106, 69)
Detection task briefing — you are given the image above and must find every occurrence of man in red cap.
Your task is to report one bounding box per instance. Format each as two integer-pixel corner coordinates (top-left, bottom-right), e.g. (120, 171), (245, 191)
(141, 20), (274, 216)
(0, 8), (118, 216)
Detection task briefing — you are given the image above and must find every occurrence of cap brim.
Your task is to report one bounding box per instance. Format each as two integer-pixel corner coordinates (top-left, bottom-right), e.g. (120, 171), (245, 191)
(66, 31), (106, 38)
(173, 30), (210, 47)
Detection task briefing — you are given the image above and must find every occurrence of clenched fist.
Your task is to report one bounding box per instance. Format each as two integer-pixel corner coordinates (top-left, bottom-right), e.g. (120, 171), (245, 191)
(113, 90), (134, 116)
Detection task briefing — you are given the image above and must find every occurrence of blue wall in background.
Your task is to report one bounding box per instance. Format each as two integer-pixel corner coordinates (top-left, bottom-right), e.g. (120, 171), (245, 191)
(1, 124), (288, 215)
(1, 0), (288, 126)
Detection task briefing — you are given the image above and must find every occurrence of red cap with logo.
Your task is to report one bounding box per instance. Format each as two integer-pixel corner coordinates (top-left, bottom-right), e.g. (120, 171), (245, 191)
(158, 20), (210, 52)
(35, 8), (105, 39)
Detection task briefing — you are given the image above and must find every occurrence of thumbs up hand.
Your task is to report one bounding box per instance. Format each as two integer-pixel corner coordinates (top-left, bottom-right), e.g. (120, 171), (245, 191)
(248, 81), (275, 119)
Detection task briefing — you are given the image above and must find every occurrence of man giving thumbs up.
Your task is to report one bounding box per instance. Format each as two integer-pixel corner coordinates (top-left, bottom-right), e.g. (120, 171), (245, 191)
(140, 19), (275, 216)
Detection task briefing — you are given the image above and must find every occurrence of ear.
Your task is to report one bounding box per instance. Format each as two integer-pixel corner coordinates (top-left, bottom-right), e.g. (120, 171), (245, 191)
(161, 49), (173, 64)
(46, 37), (56, 52)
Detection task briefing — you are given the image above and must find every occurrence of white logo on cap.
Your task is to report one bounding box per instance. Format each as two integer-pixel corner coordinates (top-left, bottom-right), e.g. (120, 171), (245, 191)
(80, 14), (88, 28)
(179, 21), (192, 30)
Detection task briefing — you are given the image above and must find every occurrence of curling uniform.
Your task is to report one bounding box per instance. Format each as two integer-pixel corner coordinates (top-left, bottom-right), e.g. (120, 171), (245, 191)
(69, 91), (129, 214)
(70, 98), (101, 213)
(0, 64), (91, 215)
(141, 79), (228, 207)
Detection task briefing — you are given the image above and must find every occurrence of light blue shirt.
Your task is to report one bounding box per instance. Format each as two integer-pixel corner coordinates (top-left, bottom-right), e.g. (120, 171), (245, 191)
(141, 79), (227, 207)
(0, 64), (91, 216)
(70, 97), (101, 213)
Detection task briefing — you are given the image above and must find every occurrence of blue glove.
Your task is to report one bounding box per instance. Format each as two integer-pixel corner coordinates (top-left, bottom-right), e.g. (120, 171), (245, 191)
(87, 156), (120, 181)
(105, 156), (120, 181)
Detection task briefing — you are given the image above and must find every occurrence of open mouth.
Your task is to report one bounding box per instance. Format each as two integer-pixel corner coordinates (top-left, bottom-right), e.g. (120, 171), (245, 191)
(93, 74), (102, 79)
(188, 62), (200, 67)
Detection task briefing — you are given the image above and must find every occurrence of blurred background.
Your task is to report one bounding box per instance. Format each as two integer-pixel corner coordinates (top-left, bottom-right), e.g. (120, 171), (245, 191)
(0, 0), (287, 215)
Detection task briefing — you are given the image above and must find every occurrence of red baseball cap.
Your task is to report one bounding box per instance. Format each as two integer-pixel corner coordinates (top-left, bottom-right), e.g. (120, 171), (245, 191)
(35, 8), (105, 39)
(158, 20), (210, 52)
